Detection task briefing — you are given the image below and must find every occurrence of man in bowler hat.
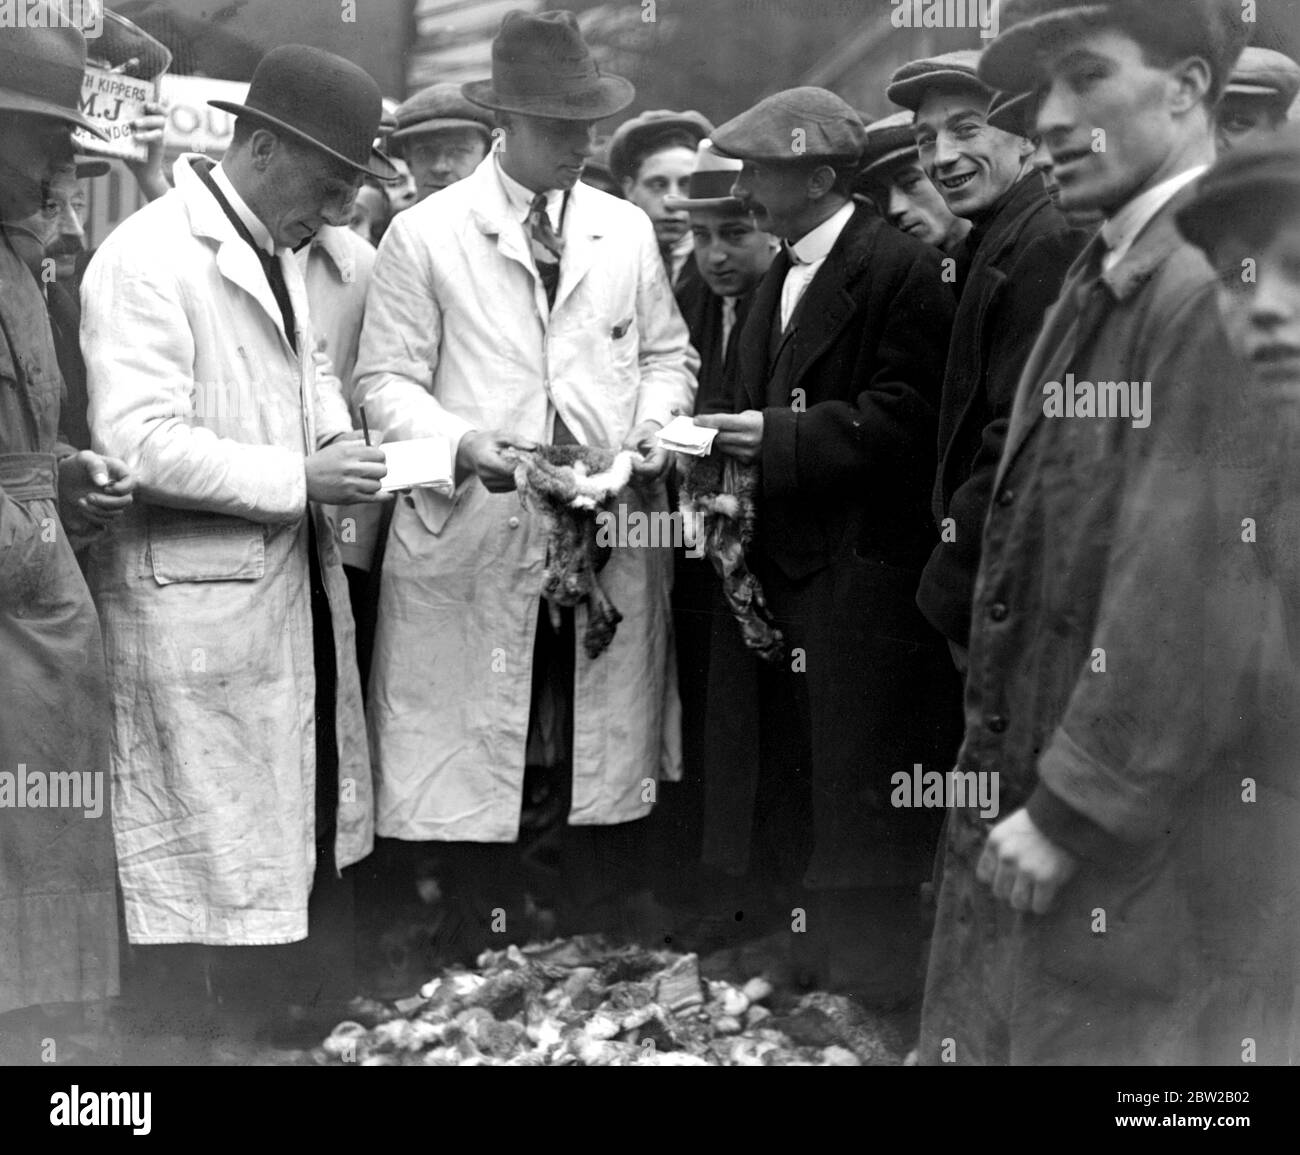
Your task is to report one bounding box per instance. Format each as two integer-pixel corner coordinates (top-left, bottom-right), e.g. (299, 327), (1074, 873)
(694, 87), (962, 1009)
(919, 0), (1259, 1064)
(81, 45), (392, 1043)
(354, 10), (696, 952)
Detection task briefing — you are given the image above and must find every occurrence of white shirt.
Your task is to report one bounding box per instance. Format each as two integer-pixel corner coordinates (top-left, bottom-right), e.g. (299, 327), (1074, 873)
(494, 150), (564, 233)
(1101, 165), (1208, 272)
(779, 199), (855, 330)
(213, 162), (275, 255)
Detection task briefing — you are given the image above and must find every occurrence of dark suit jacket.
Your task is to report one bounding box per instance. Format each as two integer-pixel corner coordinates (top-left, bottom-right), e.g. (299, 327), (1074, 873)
(916, 172), (1092, 645)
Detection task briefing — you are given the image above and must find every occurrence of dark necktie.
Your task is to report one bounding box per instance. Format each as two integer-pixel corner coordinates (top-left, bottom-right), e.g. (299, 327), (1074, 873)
(195, 162), (296, 353)
(527, 191), (563, 310)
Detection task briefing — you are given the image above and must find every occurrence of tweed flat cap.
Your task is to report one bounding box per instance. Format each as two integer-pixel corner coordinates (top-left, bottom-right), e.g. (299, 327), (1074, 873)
(391, 83), (495, 144)
(607, 109), (713, 182)
(711, 87), (867, 164)
(860, 110), (919, 177)
(979, 0), (1251, 100)
(887, 50), (992, 112)
(986, 89), (1039, 137)
(1225, 46), (1300, 106)
(1176, 121), (1300, 253)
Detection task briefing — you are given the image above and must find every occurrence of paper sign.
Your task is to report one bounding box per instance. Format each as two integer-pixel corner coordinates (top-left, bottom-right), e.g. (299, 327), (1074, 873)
(657, 414), (719, 457)
(72, 65), (158, 162)
(379, 438), (455, 495)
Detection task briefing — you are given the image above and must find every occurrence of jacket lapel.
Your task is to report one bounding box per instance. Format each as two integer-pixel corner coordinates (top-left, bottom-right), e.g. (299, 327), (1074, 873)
(738, 249), (787, 409)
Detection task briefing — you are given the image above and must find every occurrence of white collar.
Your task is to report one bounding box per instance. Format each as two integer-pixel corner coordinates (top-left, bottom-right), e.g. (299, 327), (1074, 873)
(212, 162), (276, 255)
(787, 199), (854, 266)
(494, 151), (564, 227)
(1101, 165), (1207, 270)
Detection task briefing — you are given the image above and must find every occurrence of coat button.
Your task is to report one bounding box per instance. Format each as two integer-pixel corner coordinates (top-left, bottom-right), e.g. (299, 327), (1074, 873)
(997, 488), (1014, 507)
(990, 602), (1008, 622)
(508, 516), (520, 529)
(987, 714), (1008, 734)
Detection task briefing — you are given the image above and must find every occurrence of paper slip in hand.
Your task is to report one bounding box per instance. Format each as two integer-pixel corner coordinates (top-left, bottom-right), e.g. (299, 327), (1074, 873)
(378, 437), (455, 495)
(656, 415), (718, 457)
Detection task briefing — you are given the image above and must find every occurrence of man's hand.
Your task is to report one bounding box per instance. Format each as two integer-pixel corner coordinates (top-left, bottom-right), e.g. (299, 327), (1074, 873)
(622, 419), (670, 484)
(125, 100), (170, 203)
(306, 440), (387, 503)
(692, 410), (764, 464)
(58, 450), (135, 530)
(455, 430), (534, 493)
(977, 808), (1078, 915)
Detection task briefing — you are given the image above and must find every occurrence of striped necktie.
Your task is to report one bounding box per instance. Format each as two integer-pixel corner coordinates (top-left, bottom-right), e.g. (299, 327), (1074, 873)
(527, 191), (564, 309)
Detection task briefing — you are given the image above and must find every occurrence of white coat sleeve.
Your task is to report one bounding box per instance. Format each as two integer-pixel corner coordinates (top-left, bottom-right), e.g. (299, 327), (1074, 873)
(352, 214), (477, 449)
(632, 214), (698, 430)
(82, 247), (307, 524)
(310, 345), (355, 447)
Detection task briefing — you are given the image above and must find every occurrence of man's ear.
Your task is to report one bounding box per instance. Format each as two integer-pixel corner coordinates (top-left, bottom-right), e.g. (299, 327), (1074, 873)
(1016, 133), (1037, 162)
(1169, 55), (1213, 116)
(806, 164), (836, 202)
(248, 127), (280, 171)
(620, 174), (636, 198)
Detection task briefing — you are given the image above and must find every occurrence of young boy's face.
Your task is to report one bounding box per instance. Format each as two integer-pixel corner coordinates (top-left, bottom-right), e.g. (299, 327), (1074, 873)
(1213, 218), (1300, 403)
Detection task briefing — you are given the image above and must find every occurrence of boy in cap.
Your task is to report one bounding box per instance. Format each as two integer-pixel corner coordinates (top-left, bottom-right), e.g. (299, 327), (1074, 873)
(887, 49), (1089, 667)
(1175, 124), (1300, 1063)
(355, 10), (696, 952)
(388, 82), (496, 203)
(608, 109), (714, 286)
(694, 86), (961, 1006)
(1216, 45), (1300, 152)
(857, 110), (971, 258)
(919, 0), (1254, 1064)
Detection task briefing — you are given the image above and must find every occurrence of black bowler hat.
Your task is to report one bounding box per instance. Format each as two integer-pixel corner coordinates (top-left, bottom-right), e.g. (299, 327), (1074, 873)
(462, 9), (634, 121)
(209, 45), (399, 181)
(0, 23), (107, 138)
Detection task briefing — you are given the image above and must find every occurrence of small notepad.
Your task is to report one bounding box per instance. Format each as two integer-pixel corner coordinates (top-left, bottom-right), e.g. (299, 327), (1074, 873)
(379, 437), (455, 495)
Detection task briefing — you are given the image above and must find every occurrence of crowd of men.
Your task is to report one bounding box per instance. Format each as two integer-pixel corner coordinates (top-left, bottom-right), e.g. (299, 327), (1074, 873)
(2, 0), (1299, 1065)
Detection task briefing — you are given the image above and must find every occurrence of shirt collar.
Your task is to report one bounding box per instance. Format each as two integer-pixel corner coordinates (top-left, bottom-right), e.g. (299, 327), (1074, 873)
(1101, 165), (1207, 270)
(787, 199), (855, 267)
(213, 162), (276, 255)
(494, 151), (564, 226)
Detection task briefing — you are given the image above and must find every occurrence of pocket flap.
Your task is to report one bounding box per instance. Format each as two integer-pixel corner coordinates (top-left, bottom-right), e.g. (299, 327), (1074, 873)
(147, 506), (266, 584)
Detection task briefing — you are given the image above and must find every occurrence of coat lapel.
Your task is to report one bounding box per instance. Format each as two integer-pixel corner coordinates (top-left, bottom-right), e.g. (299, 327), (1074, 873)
(738, 249), (787, 409)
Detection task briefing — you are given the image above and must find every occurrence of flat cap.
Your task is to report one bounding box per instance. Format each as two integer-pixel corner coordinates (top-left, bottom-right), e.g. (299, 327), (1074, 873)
(1225, 46), (1300, 105)
(390, 82), (495, 144)
(887, 50), (991, 112)
(986, 89), (1039, 137)
(711, 87), (867, 165)
(1176, 121), (1300, 254)
(859, 110), (919, 178)
(607, 109), (713, 183)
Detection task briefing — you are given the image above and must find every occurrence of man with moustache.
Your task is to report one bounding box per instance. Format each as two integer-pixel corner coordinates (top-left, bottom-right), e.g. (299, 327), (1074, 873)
(918, 0), (1253, 1064)
(608, 109), (713, 287)
(0, 21), (134, 1058)
(388, 83), (495, 204)
(354, 10), (696, 953)
(694, 87), (960, 1005)
(888, 51), (1089, 668)
(857, 110), (971, 258)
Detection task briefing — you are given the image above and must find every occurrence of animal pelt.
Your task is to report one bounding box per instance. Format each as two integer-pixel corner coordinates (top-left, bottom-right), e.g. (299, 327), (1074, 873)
(505, 444), (638, 659)
(678, 454), (784, 663)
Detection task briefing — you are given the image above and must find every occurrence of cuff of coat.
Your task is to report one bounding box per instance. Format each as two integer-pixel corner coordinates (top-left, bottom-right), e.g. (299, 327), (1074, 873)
(760, 406), (799, 499)
(633, 399), (673, 432)
(1025, 784), (1128, 865)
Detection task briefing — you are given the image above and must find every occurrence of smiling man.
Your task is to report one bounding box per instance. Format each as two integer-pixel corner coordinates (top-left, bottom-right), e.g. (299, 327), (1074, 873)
(917, 0), (1255, 1065)
(887, 50), (1089, 666)
(81, 45), (393, 1044)
(695, 87), (961, 1009)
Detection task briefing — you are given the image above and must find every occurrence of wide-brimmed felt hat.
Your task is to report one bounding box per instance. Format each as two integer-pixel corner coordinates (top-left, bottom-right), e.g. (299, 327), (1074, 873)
(0, 23), (108, 139)
(711, 87), (867, 165)
(1176, 121), (1300, 254)
(662, 139), (746, 212)
(979, 0), (1251, 100)
(462, 9), (634, 122)
(887, 50), (992, 112)
(1225, 46), (1300, 106)
(390, 83), (496, 146)
(209, 44), (399, 181)
(607, 109), (714, 182)
(859, 111), (920, 180)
